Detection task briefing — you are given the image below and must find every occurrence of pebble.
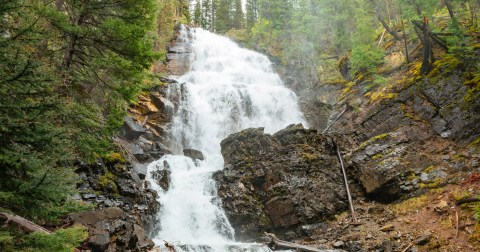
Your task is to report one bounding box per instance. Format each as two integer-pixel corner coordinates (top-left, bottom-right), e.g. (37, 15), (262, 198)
(414, 233), (432, 245)
(332, 241), (345, 248)
(366, 233), (373, 239)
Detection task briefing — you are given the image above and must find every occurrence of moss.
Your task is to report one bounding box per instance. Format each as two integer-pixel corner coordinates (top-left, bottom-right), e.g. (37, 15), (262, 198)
(424, 165), (436, 173)
(409, 61), (423, 76)
(427, 54), (462, 81)
(452, 189), (472, 202)
(372, 153), (383, 160)
(384, 41), (394, 49)
(359, 133), (390, 149)
(104, 152), (126, 164)
(392, 195), (428, 214)
(98, 172), (119, 194)
(302, 152), (320, 161)
(423, 178), (443, 189)
(463, 74), (480, 108)
(340, 82), (355, 100)
(469, 137), (480, 150)
(365, 89), (396, 103)
(468, 223), (480, 250)
(406, 171), (418, 181)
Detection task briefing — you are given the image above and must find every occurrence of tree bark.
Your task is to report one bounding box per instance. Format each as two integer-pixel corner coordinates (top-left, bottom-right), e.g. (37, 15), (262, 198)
(444, 0), (455, 20)
(412, 20), (449, 51)
(420, 19), (433, 74)
(55, 0), (64, 11)
(376, 13), (402, 41)
(0, 212), (52, 234)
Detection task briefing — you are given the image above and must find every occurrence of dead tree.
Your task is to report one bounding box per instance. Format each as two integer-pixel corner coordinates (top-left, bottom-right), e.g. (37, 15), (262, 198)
(412, 17), (435, 74)
(0, 212), (52, 234)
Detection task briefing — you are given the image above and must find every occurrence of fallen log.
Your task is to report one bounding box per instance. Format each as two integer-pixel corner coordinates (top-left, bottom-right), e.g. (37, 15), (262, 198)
(455, 197), (480, 205)
(264, 232), (327, 252)
(0, 211), (52, 234)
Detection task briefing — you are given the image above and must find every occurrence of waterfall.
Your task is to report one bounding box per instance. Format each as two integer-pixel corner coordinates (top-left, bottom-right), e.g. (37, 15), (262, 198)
(146, 26), (307, 251)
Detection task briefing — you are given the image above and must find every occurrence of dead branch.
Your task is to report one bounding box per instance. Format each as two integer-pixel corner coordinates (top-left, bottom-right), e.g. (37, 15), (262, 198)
(335, 142), (359, 224)
(411, 20), (449, 51)
(264, 232), (325, 252)
(401, 243), (414, 252)
(455, 197), (480, 205)
(0, 211), (52, 234)
(455, 210), (459, 238)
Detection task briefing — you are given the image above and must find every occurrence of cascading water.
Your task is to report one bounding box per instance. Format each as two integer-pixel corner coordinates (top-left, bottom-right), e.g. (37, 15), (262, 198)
(146, 26), (307, 251)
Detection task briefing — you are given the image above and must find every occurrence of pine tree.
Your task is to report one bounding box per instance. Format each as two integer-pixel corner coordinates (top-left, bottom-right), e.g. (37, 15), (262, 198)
(194, 1), (202, 26)
(233, 0), (244, 29)
(0, 0), (84, 222)
(246, 0), (258, 30)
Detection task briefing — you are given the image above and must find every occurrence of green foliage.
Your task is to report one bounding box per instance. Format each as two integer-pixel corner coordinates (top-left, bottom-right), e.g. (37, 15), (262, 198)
(18, 226), (87, 252)
(0, 231), (14, 251)
(350, 45), (385, 74)
(98, 172), (119, 194)
(0, 0), (157, 223)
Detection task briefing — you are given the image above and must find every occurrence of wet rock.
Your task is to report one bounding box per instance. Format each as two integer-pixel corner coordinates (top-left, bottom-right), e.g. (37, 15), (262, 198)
(214, 124), (347, 240)
(333, 241), (345, 248)
(151, 169), (171, 191)
(120, 116), (146, 141)
(88, 229), (110, 252)
(183, 148), (205, 161)
(150, 94), (175, 118)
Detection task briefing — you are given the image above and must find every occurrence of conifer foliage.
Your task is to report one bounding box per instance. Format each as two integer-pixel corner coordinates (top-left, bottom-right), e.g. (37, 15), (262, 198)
(0, 0), (157, 223)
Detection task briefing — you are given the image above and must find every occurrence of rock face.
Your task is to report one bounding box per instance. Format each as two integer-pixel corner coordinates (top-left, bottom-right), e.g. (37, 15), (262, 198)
(332, 71), (480, 202)
(214, 124), (348, 241)
(70, 207), (154, 252)
(183, 148), (205, 161)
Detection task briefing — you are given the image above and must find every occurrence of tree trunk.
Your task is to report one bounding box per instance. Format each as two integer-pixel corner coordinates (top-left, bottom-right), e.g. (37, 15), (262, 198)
(55, 0), (64, 11)
(420, 19), (432, 74)
(0, 212), (52, 234)
(377, 13), (402, 41)
(264, 233), (325, 252)
(401, 22), (410, 63)
(444, 0), (455, 20)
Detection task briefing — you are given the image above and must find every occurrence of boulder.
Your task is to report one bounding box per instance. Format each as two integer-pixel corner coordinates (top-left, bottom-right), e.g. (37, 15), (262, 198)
(214, 124), (347, 241)
(70, 207), (154, 252)
(183, 148), (205, 161)
(120, 116), (146, 141)
(151, 168), (171, 191)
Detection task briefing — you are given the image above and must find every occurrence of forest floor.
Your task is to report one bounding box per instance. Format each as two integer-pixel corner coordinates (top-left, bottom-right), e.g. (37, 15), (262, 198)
(296, 172), (480, 252)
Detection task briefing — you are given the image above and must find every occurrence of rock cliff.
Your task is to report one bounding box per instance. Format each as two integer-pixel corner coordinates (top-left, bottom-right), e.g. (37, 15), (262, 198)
(214, 124), (349, 240)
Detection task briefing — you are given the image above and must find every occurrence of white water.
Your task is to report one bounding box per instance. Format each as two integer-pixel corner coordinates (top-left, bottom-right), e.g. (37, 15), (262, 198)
(147, 26), (306, 251)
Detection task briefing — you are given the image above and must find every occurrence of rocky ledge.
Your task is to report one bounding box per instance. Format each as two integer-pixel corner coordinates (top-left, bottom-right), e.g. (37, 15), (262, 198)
(214, 124), (350, 241)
